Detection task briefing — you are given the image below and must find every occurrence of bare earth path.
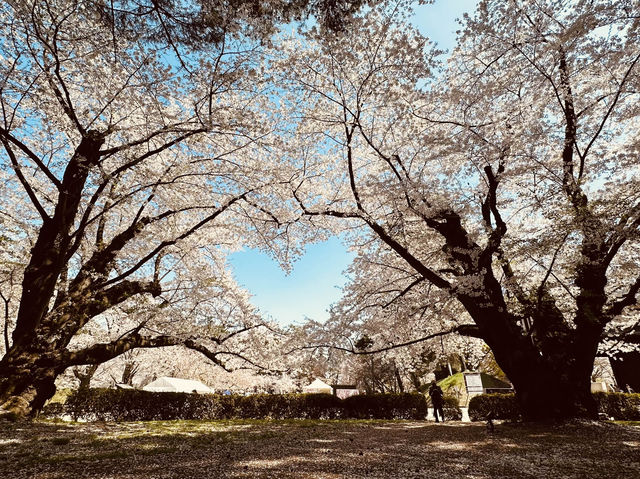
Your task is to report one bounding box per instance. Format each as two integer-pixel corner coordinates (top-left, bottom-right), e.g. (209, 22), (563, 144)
(1, 419), (639, 478)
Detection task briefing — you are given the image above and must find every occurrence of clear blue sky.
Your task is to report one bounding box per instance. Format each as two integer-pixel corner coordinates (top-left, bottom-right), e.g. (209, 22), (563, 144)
(229, 1), (479, 325)
(412, 0), (479, 53)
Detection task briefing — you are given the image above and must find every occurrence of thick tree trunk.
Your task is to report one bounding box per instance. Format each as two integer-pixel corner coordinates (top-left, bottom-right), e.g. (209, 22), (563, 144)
(12, 133), (106, 349)
(0, 344), (63, 418)
(483, 326), (598, 421)
(506, 360), (597, 421)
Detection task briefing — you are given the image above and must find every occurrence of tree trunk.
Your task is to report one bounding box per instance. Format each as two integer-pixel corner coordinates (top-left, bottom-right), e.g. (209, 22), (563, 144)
(11, 133), (106, 349)
(73, 364), (99, 391)
(393, 364), (404, 393)
(483, 326), (598, 421)
(0, 343), (63, 418)
(506, 361), (597, 421)
(121, 361), (138, 385)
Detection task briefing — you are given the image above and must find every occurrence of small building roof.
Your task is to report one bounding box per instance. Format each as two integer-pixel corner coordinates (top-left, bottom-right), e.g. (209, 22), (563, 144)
(463, 372), (512, 393)
(302, 378), (333, 392)
(114, 383), (135, 389)
(142, 376), (213, 394)
(476, 372), (512, 389)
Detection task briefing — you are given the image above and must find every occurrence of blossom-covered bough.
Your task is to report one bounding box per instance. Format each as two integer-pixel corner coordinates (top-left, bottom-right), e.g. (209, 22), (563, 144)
(283, 0), (640, 420)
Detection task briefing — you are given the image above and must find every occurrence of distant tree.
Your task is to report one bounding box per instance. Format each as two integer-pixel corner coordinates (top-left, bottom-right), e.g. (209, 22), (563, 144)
(72, 364), (99, 391)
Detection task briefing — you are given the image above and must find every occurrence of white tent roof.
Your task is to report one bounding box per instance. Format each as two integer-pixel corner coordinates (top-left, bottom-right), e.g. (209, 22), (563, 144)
(302, 378), (333, 393)
(142, 376), (213, 394)
(114, 383), (135, 389)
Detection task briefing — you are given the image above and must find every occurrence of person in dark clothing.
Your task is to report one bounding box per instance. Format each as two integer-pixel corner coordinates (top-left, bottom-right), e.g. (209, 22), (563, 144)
(428, 380), (445, 422)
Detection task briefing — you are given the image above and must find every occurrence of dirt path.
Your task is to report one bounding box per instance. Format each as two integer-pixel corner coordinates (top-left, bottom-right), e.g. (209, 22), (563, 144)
(1, 419), (639, 478)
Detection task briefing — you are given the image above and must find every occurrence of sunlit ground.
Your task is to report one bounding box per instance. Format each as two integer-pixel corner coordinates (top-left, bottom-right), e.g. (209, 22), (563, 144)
(1, 419), (639, 478)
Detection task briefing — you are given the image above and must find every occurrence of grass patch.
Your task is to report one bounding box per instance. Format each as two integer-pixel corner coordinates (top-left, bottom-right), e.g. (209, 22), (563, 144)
(613, 420), (640, 427)
(437, 372), (465, 392)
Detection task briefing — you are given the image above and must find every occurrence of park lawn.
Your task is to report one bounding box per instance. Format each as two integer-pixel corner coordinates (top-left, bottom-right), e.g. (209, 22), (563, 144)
(1, 419), (639, 478)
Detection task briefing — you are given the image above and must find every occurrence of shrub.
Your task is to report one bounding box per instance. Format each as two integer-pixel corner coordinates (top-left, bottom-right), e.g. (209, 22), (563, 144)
(63, 389), (428, 422)
(468, 393), (520, 421)
(593, 392), (640, 420)
(343, 393), (428, 419)
(443, 396), (463, 421)
(230, 393), (343, 419)
(40, 402), (65, 418)
(426, 393), (463, 421)
(65, 389), (226, 421)
(467, 392), (640, 422)
(295, 393), (344, 419)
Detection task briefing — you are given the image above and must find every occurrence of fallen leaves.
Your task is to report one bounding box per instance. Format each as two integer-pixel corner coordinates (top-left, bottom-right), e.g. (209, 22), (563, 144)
(0, 419), (638, 478)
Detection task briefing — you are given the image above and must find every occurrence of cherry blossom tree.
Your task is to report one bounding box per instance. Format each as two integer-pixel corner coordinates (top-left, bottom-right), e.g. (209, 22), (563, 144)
(0, 0), (312, 417)
(282, 0), (640, 419)
(286, 242), (485, 393)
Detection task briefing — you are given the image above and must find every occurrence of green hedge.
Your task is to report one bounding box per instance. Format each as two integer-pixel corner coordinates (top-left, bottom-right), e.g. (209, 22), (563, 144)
(468, 392), (640, 421)
(62, 389), (429, 422)
(342, 393), (428, 419)
(443, 396), (463, 420)
(468, 393), (521, 421)
(425, 395), (463, 421)
(593, 392), (640, 420)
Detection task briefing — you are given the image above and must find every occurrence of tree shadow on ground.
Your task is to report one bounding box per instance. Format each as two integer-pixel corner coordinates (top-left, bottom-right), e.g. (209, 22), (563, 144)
(1, 420), (639, 478)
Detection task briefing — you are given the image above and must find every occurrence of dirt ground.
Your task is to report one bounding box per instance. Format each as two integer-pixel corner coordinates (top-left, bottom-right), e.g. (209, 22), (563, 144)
(1, 419), (639, 478)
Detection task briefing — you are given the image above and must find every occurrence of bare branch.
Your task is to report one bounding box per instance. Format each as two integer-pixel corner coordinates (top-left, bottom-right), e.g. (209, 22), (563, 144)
(1, 138), (50, 221)
(289, 323), (482, 356)
(0, 127), (62, 188)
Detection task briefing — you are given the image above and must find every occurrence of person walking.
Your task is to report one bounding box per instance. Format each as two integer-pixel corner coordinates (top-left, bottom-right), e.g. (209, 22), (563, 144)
(428, 380), (445, 422)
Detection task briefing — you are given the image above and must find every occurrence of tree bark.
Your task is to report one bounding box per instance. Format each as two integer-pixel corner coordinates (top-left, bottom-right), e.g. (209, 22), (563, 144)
(12, 132), (106, 348)
(477, 317), (598, 421)
(73, 364), (99, 391)
(121, 360), (139, 386)
(393, 363), (404, 393)
(0, 342), (64, 417)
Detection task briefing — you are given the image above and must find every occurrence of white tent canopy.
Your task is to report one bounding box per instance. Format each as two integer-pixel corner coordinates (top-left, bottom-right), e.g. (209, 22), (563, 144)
(142, 377), (213, 394)
(302, 378), (333, 394)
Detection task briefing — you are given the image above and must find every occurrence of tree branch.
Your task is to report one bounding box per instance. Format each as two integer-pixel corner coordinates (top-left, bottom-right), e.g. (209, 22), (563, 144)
(290, 324), (482, 356)
(62, 333), (183, 367)
(1, 138), (50, 221)
(99, 193), (247, 287)
(0, 126), (62, 188)
(606, 273), (640, 317)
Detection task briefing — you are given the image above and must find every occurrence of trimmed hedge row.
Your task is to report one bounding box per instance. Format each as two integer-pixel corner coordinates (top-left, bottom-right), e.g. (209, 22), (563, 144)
(60, 389), (430, 422)
(468, 393), (521, 421)
(468, 392), (640, 421)
(594, 392), (640, 420)
(341, 393), (428, 419)
(424, 395), (463, 421)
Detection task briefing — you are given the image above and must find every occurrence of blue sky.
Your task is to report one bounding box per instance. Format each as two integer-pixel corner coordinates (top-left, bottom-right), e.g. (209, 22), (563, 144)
(229, 1), (479, 325)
